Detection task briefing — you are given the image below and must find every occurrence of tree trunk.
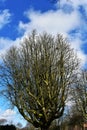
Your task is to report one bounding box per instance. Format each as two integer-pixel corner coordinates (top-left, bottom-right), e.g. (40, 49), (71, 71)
(41, 127), (49, 130)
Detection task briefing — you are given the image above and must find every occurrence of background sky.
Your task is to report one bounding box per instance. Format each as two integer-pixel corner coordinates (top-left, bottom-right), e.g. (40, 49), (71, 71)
(0, 0), (87, 127)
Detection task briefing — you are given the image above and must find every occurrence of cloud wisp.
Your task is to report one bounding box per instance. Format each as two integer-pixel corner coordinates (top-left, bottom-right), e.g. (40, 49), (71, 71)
(0, 37), (21, 57)
(0, 9), (11, 29)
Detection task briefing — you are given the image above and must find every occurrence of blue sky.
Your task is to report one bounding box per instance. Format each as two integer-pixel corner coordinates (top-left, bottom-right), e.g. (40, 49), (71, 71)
(0, 0), (87, 127)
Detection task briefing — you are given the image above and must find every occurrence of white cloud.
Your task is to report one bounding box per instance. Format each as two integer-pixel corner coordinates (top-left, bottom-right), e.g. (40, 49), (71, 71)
(71, 0), (87, 9)
(0, 37), (21, 57)
(1, 109), (16, 118)
(71, 40), (87, 67)
(57, 0), (87, 9)
(0, 109), (16, 124)
(19, 9), (81, 35)
(68, 36), (86, 65)
(0, 9), (11, 29)
(0, 108), (27, 127)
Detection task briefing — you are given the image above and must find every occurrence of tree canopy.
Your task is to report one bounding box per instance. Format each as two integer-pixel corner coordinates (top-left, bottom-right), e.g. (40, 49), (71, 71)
(0, 31), (79, 130)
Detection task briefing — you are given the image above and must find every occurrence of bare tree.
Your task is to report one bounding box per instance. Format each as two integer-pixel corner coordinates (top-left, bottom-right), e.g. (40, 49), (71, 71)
(72, 70), (87, 123)
(0, 31), (79, 130)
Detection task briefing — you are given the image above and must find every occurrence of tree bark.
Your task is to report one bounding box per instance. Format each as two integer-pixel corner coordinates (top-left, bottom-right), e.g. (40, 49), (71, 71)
(41, 127), (49, 130)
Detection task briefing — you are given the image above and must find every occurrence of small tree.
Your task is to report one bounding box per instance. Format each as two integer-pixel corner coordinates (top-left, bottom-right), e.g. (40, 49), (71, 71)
(68, 105), (84, 129)
(0, 31), (79, 130)
(72, 70), (87, 122)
